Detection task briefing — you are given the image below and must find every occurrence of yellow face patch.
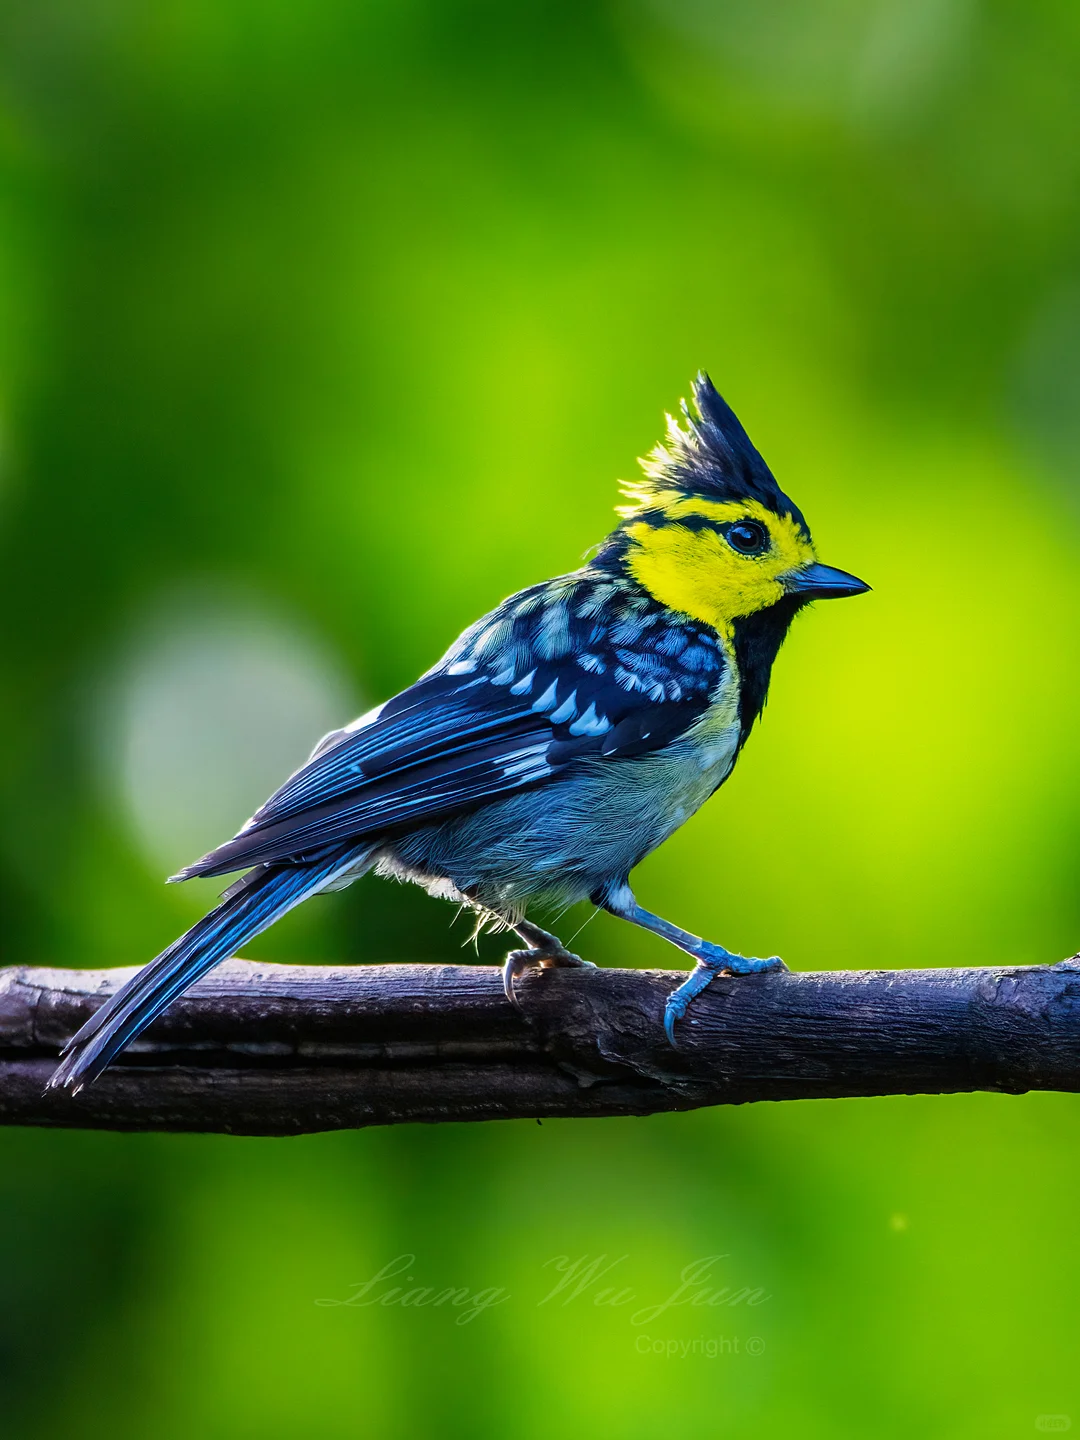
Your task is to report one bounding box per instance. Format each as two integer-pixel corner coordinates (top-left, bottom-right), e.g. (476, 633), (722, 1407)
(623, 496), (816, 636)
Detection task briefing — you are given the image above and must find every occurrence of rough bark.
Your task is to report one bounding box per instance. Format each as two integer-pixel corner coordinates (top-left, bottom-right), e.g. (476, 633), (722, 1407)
(1, 958), (1079, 1135)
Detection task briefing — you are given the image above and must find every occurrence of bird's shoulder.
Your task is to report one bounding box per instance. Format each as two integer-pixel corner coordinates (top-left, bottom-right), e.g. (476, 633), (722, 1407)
(268, 571), (727, 822)
(432, 569), (728, 712)
(176, 573), (732, 878)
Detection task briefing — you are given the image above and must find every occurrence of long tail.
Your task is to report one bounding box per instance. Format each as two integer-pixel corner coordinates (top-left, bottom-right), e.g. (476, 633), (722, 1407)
(48, 844), (372, 1094)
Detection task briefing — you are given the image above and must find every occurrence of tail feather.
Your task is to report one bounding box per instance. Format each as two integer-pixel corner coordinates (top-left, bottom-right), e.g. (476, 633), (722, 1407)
(48, 844), (371, 1094)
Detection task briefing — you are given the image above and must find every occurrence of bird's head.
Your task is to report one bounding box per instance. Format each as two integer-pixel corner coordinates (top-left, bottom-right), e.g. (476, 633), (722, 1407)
(599, 373), (868, 640)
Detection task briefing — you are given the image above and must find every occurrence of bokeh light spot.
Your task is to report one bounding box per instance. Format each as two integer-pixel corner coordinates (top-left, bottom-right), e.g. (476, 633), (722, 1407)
(102, 592), (356, 877)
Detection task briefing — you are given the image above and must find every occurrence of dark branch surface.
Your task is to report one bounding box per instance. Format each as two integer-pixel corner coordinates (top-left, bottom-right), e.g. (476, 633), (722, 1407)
(2, 958), (1080, 1135)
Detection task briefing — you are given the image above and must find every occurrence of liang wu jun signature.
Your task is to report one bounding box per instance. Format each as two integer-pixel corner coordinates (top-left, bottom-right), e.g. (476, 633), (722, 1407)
(316, 1253), (771, 1328)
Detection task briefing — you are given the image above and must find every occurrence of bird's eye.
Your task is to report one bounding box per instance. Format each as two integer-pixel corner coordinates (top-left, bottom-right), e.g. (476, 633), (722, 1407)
(724, 520), (769, 556)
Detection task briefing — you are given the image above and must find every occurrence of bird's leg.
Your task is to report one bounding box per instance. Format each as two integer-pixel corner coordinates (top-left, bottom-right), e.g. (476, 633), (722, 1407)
(596, 881), (786, 1044)
(502, 917), (596, 1011)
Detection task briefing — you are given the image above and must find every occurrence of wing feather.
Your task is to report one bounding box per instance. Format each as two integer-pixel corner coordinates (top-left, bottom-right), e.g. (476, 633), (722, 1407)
(175, 573), (726, 880)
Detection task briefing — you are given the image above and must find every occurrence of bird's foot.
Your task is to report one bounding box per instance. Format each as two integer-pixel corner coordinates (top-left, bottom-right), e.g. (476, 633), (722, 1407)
(503, 947), (596, 1011)
(664, 945), (786, 1045)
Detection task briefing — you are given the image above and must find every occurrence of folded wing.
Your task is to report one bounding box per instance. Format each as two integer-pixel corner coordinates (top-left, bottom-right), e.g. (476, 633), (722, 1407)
(176, 574), (725, 879)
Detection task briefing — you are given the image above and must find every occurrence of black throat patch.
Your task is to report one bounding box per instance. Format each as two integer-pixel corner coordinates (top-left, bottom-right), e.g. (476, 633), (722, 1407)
(730, 595), (805, 747)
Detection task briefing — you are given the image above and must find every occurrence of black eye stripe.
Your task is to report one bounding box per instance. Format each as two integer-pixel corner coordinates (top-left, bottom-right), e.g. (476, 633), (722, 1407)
(630, 510), (730, 536)
(671, 513), (719, 534)
(631, 509), (774, 552)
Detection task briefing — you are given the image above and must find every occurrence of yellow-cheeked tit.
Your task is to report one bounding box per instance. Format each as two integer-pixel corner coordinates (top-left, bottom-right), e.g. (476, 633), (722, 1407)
(50, 373), (868, 1092)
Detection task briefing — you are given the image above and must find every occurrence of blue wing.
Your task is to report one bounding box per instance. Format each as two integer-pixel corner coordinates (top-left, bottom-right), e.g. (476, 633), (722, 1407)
(176, 573), (726, 880)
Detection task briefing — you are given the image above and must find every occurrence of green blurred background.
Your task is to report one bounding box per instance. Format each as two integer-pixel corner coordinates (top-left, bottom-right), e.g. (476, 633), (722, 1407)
(1, 1), (1079, 1436)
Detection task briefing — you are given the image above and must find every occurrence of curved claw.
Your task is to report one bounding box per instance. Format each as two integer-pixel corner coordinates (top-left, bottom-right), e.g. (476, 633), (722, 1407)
(502, 947), (596, 1011)
(502, 951), (530, 1011)
(663, 951), (786, 1045)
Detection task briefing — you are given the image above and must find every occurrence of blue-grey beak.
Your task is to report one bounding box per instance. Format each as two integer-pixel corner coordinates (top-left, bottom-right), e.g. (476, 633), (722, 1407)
(784, 562), (870, 600)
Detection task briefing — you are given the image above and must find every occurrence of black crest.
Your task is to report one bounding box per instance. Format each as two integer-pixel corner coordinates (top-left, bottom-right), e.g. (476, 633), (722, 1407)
(624, 373), (808, 532)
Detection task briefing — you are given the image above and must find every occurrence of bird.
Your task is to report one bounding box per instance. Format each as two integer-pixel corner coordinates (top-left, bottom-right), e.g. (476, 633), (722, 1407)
(48, 373), (869, 1093)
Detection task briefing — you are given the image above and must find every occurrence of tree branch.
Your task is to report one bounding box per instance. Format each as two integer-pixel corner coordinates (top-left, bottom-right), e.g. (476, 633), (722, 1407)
(1, 958), (1079, 1134)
